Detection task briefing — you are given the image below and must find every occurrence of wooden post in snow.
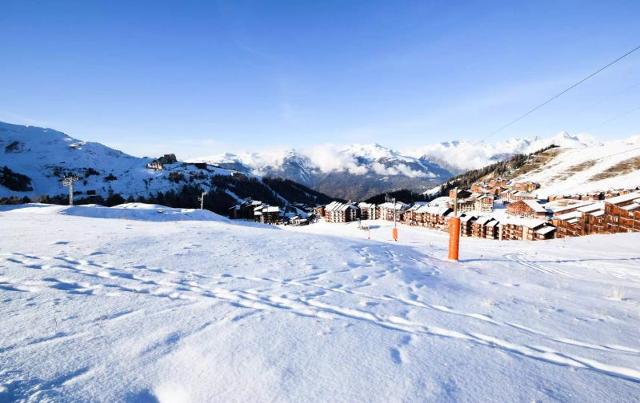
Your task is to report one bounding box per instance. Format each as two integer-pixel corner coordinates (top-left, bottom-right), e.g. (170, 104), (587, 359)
(448, 187), (460, 261)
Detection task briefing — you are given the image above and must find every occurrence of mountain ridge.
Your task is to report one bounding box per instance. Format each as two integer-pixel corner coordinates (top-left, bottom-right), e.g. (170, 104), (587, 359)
(0, 121), (333, 214)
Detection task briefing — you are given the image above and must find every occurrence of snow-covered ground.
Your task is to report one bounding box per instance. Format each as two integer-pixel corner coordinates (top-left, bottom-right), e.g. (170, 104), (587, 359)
(0, 121), (234, 200)
(513, 136), (640, 198)
(1, 204), (640, 402)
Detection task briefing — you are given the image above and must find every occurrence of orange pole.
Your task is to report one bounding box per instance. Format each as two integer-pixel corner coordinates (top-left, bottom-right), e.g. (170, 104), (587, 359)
(448, 217), (460, 261)
(392, 227), (398, 241)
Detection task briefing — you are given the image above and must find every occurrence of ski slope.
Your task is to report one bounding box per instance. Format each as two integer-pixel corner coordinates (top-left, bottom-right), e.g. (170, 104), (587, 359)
(513, 136), (640, 197)
(1, 204), (640, 402)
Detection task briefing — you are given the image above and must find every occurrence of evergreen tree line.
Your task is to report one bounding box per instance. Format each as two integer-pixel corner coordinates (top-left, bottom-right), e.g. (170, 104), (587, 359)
(0, 174), (334, 216)
(431, 145), (558, 199)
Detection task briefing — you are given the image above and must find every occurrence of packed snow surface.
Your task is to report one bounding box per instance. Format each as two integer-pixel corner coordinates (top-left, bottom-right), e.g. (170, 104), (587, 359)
(1, 204), (640, 402)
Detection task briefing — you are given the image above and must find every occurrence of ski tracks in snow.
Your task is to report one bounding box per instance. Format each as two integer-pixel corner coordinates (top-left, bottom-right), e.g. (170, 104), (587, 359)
(2, 250), (640, 385)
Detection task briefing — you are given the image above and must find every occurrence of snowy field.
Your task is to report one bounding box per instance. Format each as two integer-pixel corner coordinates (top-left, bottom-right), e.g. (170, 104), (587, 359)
(1, 204), (640, 402)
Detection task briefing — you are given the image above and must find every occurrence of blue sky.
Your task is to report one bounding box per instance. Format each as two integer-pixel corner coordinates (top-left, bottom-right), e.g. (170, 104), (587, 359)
(1, 0), (639, 158)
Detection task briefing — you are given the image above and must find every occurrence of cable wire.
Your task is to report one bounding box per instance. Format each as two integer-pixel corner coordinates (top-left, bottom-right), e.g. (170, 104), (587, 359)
(486, 43), (640, 139)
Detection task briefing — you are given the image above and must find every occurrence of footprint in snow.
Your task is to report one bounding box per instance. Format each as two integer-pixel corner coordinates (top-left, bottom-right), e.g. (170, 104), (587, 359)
(389, 335), (412, 365)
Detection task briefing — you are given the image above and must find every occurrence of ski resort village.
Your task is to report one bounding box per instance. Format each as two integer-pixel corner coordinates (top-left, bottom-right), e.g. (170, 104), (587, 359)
(2, 120), (640, 402)
(3, 2), (640, 401)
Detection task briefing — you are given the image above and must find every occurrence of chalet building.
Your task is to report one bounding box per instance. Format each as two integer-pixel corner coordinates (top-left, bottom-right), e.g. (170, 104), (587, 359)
(456, 197), (477, 213)
(552, 192), (640, 238)
(252, 204), (281, 224)
(358, 202), (378, 220)
(145, 154), (178, 170)
(460, 214), (477, 237)
(485, 220), (500, 240)
(499, 219), (551, 241)
(474, 194), (495, 213)
(289, 216), (309, 226)
(449, 189), (472, 200)
(146, 161), (163, 170)
(471, 178), (508, 195)
(605, 191), (640, 209)
(553, 211), (584, 238)
(470, 182), (487, 194)
(604, 202), (640, 233)
(260, 206), (281, 224)
(547, 200), (594, 216)
(521, 221), (554, 240)
(378, 201), (409, 221)
(500, 189), (515, 203)
(324, 201), (359, 223)
(511, 181), (540, 192)
(506, 200), (548, 219)
(548, 188), (640, 203)
(500, 222), (524, 241)
(403, 202), (428, 225)
(533, 225), (556, 240)
(501, 190), (537, 203)
(488, 177), (509, 189)
(410, 205), (452, 230)
(471, 216), (496, 238)
(512, 191), (537, 202)
(323, 201), (340, 221)
(230, 199), (264, 220)
(407, 204), (428, 226)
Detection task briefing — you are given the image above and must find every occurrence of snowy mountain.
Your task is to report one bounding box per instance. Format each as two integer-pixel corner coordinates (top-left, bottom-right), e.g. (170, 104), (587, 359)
(194, 132), (604, 200)
(3, 120), (636, 204)
(0, 121), (333, 212)
(510, 135), (640, 197)
(408, 131), (600, 173)
(195, 144), (453, 200)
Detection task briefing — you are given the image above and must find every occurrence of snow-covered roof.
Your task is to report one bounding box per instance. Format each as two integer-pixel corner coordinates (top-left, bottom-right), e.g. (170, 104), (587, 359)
(378, 202), (408, 210)
(428, 196), (450, 207)
(326, 201), (357, 213)
(522, 220), (547, 229)
(577, 202), (604, 213)
(501, 216), (546, 227)
(264, 206), (280, 213)
(523, 200), (547, 213)
(406, 202), (428, 211)
(338, 204), (357, 212)
(547, 200), (593, 213)
(621, 203), (640, 212)
(556, 211), (582, 221)
(475, 216), (494, 225)
(325, 201), (342, 211)
(460, 214), (477, 222)
(605, 191), (640, 205)
(536, 226), (556, 235)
